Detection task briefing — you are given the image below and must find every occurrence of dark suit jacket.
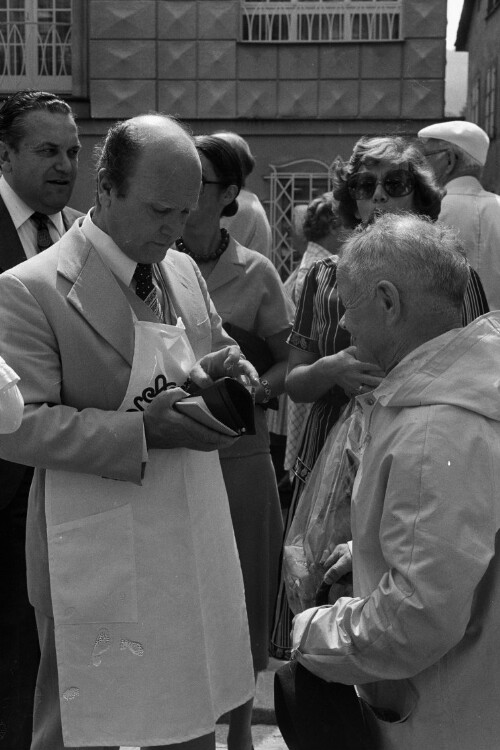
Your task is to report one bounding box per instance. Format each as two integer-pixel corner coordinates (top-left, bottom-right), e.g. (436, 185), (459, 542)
(0, 194), (83, 507)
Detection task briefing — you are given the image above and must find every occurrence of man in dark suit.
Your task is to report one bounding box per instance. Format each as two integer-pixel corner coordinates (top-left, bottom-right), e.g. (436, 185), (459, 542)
(0, 89), (82, 749)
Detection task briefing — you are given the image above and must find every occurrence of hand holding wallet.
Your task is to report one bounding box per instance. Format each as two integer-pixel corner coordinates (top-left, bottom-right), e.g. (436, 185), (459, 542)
(175, 377), (256, 436)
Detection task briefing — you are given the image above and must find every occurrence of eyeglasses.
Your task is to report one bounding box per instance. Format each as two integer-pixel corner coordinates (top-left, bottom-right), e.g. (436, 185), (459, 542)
(201, 176), (225, 190)
(347, 170), (415, 201)
(422, 148), (449, 158)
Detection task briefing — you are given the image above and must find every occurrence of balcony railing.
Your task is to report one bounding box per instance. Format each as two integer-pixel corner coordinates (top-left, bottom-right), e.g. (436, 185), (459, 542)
(0, 7), (72, 92)
(241, 1), (402, 43)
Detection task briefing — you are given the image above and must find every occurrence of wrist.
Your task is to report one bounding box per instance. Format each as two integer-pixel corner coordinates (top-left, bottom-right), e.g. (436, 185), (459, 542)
(259, 378), (272, 404)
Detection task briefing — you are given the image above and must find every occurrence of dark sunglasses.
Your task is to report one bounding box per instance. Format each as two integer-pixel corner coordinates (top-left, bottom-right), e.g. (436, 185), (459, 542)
(347, 169), (415, 200)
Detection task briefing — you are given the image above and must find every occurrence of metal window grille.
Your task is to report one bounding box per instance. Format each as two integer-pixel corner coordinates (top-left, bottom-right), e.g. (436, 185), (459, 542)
(471, 77), (480, 126)
(266, 158), (341, 279)
(0, 0), (72, 92)
(485, 64), (497, 139)
(241, 0), (402, 43)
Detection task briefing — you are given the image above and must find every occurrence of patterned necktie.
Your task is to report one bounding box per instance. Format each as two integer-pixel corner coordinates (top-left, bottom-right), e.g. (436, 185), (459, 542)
(133, 263), (163, 321)
(30, 212), (53, 253)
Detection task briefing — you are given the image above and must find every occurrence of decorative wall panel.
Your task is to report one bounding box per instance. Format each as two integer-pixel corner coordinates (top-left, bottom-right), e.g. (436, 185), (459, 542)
(278, 81), (318, 117)
(318, 80), (359, 117)
(402, 78), (443, 118)
(319, 45), (360, 79)
(360, 44), (403, 79)
(237, 81), (278, 117)
(90, 1), (156, 39)
(198, 1), (238, 40)
(90, 80), (156, 118)
(89, 40), (155, 79)
(198, 41), (236, 78)
(158, 81), (197, 118)
(403, 38), (445, 79)
(158, 41), (197, 79)
(238, 46), (278, 79)
(359, 80), (401, 117)
(278, 47), (319, 80)
(197, 80), (236, 117)
(158, 2), (197, 39)
(403, 0), (446, 39)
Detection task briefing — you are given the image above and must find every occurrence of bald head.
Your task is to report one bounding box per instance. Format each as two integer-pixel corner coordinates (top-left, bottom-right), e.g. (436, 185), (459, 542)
(93, 113), (202, 264)
(95, 113), (201, 206)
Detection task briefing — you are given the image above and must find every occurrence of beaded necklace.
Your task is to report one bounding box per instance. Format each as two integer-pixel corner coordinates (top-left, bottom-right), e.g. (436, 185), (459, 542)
(175, 228), (230, 262)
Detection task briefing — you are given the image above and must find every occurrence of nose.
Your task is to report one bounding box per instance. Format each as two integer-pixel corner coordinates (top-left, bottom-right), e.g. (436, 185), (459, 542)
(161, 209), (188, 239)
(54, 152), (73, 173)
(339, 314), (347, 330)
(372, 181), (388, 202)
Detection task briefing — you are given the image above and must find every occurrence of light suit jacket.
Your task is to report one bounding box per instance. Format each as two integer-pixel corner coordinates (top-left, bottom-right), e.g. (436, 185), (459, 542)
(0, 218), (234, 615)
(0, 193), (83, 508)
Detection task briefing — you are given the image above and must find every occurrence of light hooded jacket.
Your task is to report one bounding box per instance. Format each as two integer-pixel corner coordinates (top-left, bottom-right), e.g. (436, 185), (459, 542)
(293, 312), (500, 750)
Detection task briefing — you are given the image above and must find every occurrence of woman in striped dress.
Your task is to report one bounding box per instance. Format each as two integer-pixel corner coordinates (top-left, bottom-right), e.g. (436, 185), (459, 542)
(270, 136), (489, 659)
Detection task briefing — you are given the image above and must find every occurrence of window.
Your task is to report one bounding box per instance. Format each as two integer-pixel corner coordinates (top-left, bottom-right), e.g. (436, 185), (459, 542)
(0, 0), (72, 92)
(485, 64), (496, 138)
(241, 0), (402, 43)
(471, 77), (480, 125)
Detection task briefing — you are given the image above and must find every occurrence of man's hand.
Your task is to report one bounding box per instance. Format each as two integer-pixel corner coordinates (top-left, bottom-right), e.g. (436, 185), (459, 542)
(143, 387), (237, 451)
(189, 346), (259, 390)
(321, 543), (353, 585)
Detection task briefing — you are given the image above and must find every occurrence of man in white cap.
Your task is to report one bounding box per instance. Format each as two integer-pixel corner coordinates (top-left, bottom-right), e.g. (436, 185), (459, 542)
(418, 120), (500, 310)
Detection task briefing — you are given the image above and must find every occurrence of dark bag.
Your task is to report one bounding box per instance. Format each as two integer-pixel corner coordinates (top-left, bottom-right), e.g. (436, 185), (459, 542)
(274, 660), (371, 750)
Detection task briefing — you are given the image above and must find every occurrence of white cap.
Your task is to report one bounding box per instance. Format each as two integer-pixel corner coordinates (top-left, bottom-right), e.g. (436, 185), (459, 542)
(418, 121), (489, 166)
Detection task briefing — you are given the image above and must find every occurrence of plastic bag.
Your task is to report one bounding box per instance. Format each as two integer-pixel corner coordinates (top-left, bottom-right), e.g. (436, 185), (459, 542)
(283, 399), (362, 614)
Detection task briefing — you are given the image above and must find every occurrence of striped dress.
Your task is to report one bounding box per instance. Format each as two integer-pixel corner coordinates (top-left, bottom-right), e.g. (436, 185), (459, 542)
(269, 256), (489, 660)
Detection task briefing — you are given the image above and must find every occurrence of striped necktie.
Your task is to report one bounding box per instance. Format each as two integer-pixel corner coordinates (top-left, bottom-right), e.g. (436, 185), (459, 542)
(30, 212), (53, 253)
(133, 263), (163, 321)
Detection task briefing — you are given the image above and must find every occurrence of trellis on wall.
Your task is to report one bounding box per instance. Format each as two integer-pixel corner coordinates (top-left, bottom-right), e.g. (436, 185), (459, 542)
(266, 157), (342, 279)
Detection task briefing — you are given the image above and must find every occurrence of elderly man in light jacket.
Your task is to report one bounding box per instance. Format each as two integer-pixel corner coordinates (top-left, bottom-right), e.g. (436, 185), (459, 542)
(287, 212), (500, 750)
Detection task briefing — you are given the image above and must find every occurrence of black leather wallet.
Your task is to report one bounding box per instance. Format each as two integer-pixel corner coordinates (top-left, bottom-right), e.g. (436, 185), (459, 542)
(176, 377), (256, 436)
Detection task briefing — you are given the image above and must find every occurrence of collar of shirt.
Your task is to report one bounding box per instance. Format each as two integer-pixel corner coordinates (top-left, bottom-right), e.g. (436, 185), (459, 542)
(0, 175), (65, 236)
(81, 210), (137, 288)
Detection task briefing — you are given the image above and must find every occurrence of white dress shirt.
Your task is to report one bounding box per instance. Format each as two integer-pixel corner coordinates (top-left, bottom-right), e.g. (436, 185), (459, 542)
(0, 176), (65, 258)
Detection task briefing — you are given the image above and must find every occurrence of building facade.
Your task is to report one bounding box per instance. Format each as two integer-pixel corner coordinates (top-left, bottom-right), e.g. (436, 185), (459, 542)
(1, 0), (447, 270)
(457, 0), (500, 194)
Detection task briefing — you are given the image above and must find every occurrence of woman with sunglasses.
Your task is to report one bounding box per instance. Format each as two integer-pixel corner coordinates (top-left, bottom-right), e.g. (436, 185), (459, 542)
(175, 134), (294, 750)
(270, 135), (489, 660)
(335, 135), (489, 324)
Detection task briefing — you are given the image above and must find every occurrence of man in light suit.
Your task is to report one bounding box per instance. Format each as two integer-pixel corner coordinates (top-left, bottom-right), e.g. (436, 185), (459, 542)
(0, 113), (256, 750)
(418, 120), (500, 311)
(0, 89), (82, 750)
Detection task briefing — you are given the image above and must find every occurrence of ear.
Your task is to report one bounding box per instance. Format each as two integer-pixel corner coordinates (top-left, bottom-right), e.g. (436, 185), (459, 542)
(443, 148), (457, 179)
(222, 183), (239, 208)
(97, 168), (113, 207)
(375, 280), (401, 323)
(0, 139), (13, 172)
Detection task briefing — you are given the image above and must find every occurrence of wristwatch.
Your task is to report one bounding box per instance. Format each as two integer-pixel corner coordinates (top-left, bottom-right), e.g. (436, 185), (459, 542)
(260, 378), (272, 404)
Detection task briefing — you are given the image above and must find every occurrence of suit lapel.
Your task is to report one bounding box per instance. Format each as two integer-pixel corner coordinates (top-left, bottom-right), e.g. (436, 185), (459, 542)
(58, 224), (135, 365)
(0, 194), (27, 271)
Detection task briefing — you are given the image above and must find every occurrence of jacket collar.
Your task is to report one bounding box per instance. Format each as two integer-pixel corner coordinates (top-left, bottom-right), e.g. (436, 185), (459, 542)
(58, 221), (136, 365)
(205, 237), (246, 294)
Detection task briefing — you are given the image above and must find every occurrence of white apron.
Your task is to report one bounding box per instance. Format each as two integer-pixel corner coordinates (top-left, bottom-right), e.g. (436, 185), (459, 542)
(45, 318), (254, 747)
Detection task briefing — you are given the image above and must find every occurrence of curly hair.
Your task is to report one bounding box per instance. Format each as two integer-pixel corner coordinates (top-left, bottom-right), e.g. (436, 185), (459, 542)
(333, 136), (445, 229)
(302, 192), (340, 243)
